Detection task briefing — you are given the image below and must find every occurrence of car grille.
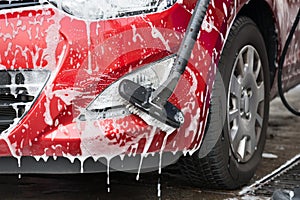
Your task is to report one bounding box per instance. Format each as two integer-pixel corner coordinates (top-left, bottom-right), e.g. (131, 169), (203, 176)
(0, 70), (50, 134)
(0, 1), (40, 10)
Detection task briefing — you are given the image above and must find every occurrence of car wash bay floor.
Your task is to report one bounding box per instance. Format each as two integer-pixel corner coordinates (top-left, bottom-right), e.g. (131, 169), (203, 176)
(0, 86), (299, 200)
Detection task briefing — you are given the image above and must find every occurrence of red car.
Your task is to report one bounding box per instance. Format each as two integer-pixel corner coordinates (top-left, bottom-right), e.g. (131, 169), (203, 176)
(0, 0), (299, 189)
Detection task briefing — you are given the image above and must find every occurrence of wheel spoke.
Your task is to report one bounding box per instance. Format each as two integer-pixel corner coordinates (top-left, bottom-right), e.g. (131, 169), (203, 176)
(229, 109), (239, 123)
(246, 137), (255, 157)
(237, 136), (247, 160)
(256, 113), (263, 127)
(230, 126), (238, 141)
(231, 126), (244, 152)
(255, 60), (262, 80)
(237, 53), (245, 77)
(230, 75), (241, 98)
(257, 83), (265, 102)
(247, 128), (257, 155)
(247, 47), (255, 73)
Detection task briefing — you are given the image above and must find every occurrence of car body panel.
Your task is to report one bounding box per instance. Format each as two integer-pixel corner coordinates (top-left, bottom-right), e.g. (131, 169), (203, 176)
(263, 0), (300, 95)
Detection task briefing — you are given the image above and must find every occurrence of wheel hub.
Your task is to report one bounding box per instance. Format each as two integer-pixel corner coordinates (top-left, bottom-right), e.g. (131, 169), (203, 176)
(227, 45), (265, 163)
(240, 88), (252, 120)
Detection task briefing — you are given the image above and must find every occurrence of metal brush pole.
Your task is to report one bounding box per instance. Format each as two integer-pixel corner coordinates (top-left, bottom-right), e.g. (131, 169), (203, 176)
(151, 0), (210, 105)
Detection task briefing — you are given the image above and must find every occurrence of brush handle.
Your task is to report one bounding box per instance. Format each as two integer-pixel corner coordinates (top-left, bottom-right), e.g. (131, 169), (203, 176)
(173, 0), (210, 74)
(152, 0), (210, 104)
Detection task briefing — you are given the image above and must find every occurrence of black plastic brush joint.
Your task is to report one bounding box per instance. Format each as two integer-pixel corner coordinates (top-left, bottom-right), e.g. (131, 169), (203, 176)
(151, 72), (181, 105)
(118, 79), (184, 128)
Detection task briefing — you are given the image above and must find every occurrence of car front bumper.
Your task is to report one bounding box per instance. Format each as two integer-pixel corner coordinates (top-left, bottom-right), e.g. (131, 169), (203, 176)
(0, 1), (231, 172)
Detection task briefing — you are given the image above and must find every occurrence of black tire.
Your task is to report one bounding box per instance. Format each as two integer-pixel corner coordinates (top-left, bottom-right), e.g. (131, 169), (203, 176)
(178, 16), (270, 189)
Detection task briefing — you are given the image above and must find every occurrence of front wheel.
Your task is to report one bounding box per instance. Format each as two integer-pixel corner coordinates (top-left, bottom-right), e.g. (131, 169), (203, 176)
(178, 16), (270, 189)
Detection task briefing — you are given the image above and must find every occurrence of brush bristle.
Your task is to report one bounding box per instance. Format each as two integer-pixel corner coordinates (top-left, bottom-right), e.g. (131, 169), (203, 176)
(119, 98), (175, 134)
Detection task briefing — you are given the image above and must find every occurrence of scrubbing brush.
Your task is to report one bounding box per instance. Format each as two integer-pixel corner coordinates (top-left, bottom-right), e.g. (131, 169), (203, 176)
(119, 0), (210, 131)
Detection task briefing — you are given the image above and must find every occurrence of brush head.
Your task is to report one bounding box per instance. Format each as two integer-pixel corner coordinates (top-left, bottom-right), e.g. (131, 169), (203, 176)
(125, 102), (176, 134)
(118, 79), (184, 131)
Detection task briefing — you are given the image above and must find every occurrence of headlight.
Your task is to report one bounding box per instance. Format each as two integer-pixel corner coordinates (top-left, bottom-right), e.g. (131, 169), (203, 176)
(49, 0), (177, 20)
(79, 56), (175, 121)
